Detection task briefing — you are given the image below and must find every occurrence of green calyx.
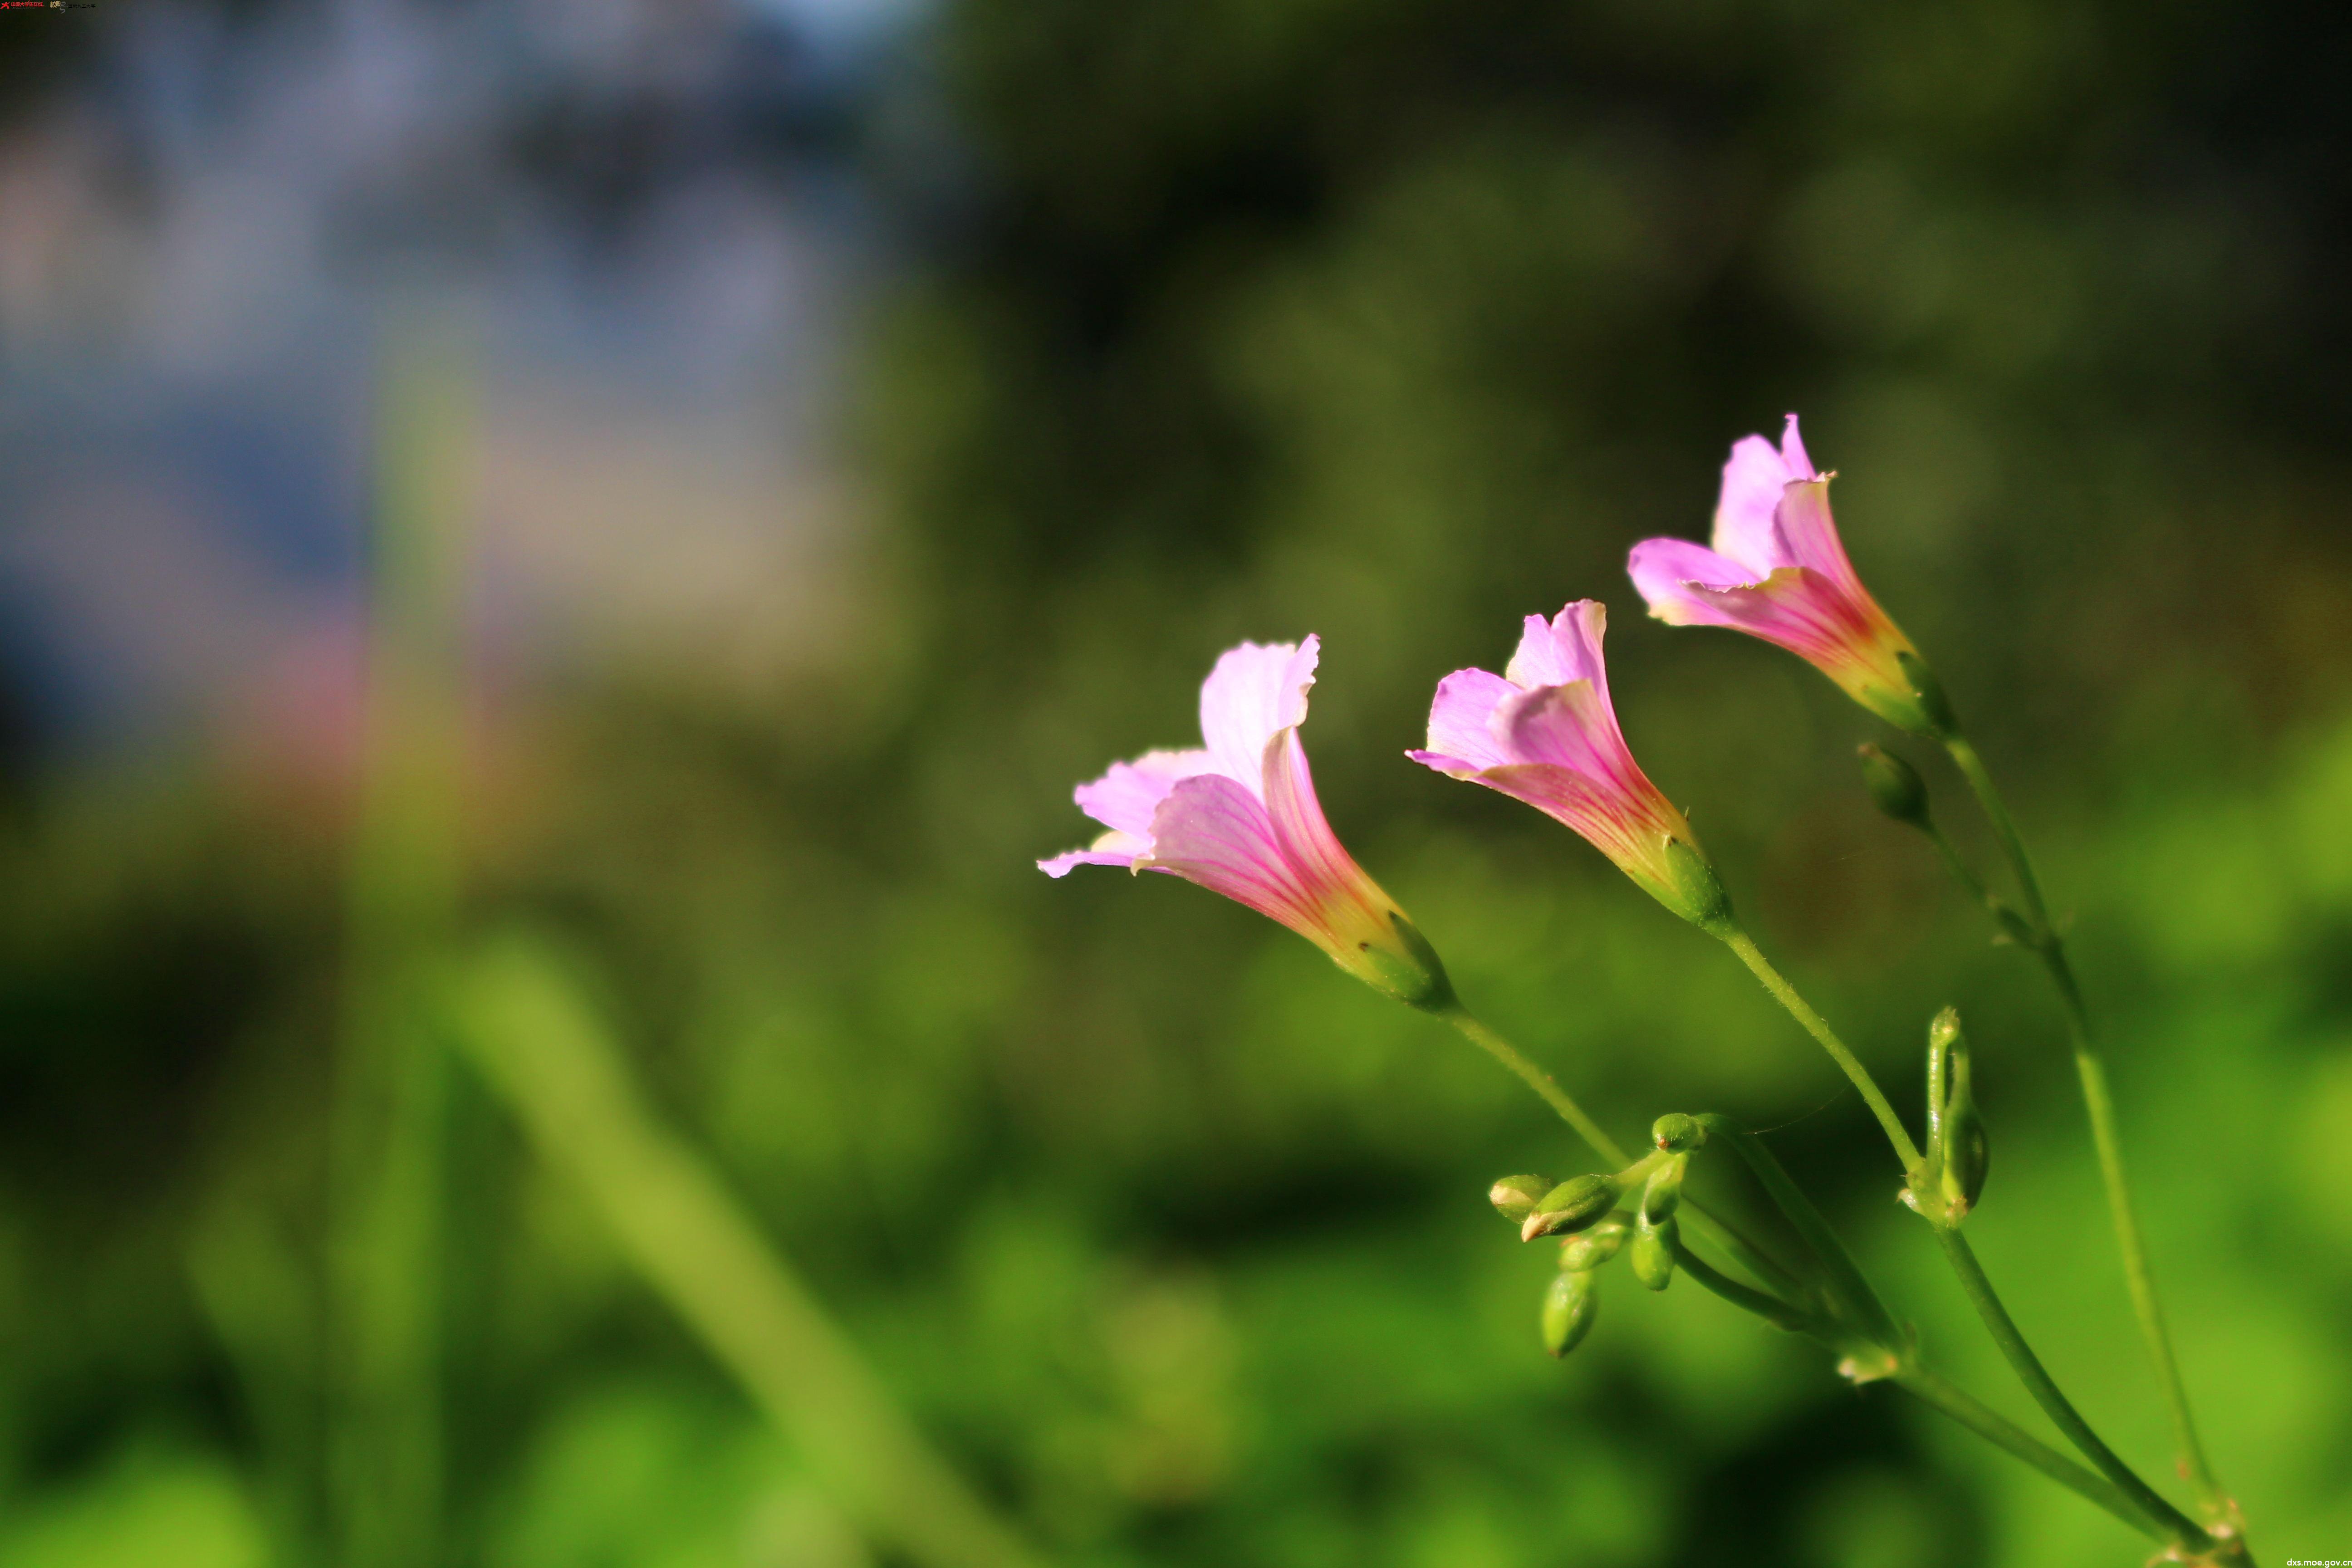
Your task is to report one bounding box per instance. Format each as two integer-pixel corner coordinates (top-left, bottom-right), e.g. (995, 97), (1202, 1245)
(1341, 908), (1458, 1012)
(1656, 837), (1738, 938)
(1894, 650), (1958, 739)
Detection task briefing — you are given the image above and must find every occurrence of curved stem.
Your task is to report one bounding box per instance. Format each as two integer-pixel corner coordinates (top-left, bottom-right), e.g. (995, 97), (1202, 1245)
(1439, 1009), (1805, 1299)
(1943, 735), (2226, 1519)
(1717, 929), (1922, 1170)
(1891, 1367), (2164, 1543)
(1921, 820), (1996, 912)
(1666, 1231), (1818, 1333)
(1442, 1009), (1625, 1164)
(1932, 1228), (2213, 1555)
(1695, 1114), (1901, 1351)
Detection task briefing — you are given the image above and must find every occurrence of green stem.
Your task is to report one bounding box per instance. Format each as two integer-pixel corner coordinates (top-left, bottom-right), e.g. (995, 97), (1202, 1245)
(1695, 1115), (1901, 1352)
(1666, 1233), (1819, 1333)
(1443, 1009), (1625, 1164)
(1943, 735), (2226, 1519)
(1717, 929), (1922, 1170)
(1921, 820), (1995, 911)
(1891, 1367), (2164, 1543)
(1441, 1010), (1806, 1299)
(1932, 1229), (2212, 1554)
(1669, 1122), (2189, 1549)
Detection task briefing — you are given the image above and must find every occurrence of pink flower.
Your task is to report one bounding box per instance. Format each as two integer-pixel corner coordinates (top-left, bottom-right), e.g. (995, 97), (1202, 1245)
(1042, 637), (1452, 1008)
(1627, 415), (1946, 735)
(1409, 602), (1730, 931)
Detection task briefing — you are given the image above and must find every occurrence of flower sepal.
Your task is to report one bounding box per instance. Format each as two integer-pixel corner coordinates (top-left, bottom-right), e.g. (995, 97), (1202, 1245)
(1659, 837), (1737, 938)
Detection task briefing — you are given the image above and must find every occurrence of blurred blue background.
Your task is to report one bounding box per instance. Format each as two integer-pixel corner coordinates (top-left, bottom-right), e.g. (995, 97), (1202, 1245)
(0, 0), (2347, 1564)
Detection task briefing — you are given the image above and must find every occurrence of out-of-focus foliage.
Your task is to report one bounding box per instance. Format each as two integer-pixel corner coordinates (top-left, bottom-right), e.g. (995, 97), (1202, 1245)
(3, 0), (2351, 1565)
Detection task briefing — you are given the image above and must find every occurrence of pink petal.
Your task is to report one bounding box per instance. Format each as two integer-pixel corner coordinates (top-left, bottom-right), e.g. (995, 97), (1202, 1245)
(1143, 772), (1316, 930)
(1475, 762), (1679, 889)
(1260, 726), (1365, 911)
(1628, 537), (1770, 625)
(1197, 637), (1319, 796)
(1770, 478), (1862, 590)
(1777, 413), (1816, 480)
(1038, 837), (1149, 877)
(1421, 667), (1518, 772)
(1710, 434), (1799, 577)
(1494, 681), (1640, 785)
(1503, 603), (1608, 691)
(1072, 748), (1214, 841)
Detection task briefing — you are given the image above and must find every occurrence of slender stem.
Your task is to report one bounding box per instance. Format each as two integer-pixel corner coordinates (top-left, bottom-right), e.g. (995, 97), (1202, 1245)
(1695, 1114), (1901, 1351)
(1932, 1229), (2212, 1553)
(1666, 1232), (1818, 1333)
(1671, 1117), (2195, 1549)
(1441, 1009), (1806, 1298)
(1891, 1367), (2164, 1543)
(1717, 929), (1922, 1170)
(1943, 735), (2226, 1518)
(1921, 820), (1995, 911)
(1442, 1009), (1626, 1164)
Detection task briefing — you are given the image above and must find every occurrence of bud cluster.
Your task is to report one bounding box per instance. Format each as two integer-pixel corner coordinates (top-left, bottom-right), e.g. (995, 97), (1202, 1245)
(1490, 1116), (1708, 1356)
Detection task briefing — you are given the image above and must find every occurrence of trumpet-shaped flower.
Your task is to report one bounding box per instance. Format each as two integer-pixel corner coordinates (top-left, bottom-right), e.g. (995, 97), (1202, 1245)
(1627, 415), (1945, 735)
(1041, 637), (1452, 1009)
(1409, 602), (1729, 931)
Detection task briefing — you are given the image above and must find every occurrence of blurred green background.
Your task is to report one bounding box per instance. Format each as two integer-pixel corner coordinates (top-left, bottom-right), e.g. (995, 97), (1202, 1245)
(2, 0), (2349, 1564)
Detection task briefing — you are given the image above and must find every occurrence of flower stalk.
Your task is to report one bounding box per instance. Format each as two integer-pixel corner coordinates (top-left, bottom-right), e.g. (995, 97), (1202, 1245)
(1942, 732), (2232, 1530)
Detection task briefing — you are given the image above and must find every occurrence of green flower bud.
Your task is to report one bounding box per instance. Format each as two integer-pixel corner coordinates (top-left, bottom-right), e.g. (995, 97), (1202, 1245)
(1556, 1215), (1631, 1271)
(1520, 1173), (1619, 1242)
(1651, 1112), (1706, 1153)
(1488, 1175), (1553, 1225)
(1630, 1210), (1677, 1291)
(1541, 1268), (1599, 1357)
(1856, 744), (1931, 828)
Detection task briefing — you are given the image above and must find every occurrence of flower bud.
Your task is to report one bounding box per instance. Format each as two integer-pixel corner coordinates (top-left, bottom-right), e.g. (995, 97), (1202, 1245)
(1488, 1175), (1553, 1225)
(1637, 1157), (1685, 1223)
(1630, 1210), (1677, 1291)
(1651, 1113), (1705, 1153)
(1856, 744), (1930, 828)
(1520, 1173), (1619, 1241)
(1541, 1268), (1599, 1357)
(1557, 1215), (1630, 1272)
